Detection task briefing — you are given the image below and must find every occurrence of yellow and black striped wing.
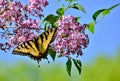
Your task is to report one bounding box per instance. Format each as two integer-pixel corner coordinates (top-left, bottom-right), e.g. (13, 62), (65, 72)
(37, 28), (56, 54)
(12, 28), (57, 61)
(12, 40), (40, 60)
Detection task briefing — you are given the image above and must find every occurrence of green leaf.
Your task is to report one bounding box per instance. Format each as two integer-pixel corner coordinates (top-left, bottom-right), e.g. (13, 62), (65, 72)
(92, 3), (120, 21)
(92, 9), (106, 21)
(44, 22), (50, 31)
(108, 3), (120, 11)
(56, 5), (65, 16)
(69, 3), (86, 13)
(75, 17), (80, 22)
(101, 9), (110, 17)
(87, 21), (95, 34)
(102, 3), (120, 17)
(66, 59), (72, 76)
(42, 14), (59, 24)
(73, 59), (82, 75)
(49, 47), (56, 61)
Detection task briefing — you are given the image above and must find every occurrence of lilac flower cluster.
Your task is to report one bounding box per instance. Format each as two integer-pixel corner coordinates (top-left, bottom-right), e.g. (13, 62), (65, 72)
(10, 28), (36, 45)
(28, 0), (48, 16)
(0, 0), (48, 51)
(52, 15), (89, 56)
(0, 0), (48, 27)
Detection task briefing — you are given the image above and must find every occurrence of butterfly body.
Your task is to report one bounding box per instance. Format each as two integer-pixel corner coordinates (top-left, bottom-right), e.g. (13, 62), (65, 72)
(12, 28), (56, 62)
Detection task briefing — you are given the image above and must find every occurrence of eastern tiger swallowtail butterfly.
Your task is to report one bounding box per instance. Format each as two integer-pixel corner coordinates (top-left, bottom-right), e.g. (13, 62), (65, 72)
(12, 28), (57, 64)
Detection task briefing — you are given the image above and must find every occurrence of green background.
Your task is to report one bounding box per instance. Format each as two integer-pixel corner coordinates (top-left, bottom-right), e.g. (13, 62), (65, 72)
(0, 51), (120, 81)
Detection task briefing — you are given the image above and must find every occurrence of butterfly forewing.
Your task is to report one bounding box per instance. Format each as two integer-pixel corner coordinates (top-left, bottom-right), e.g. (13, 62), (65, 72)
(37, 28), (56, 54)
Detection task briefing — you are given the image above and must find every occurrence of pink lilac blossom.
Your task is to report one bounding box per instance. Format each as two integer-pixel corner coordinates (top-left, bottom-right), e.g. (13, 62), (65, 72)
(0, 1), (24, 26)
(52, 15), (89, 56)
(21, 18), (39, 29)
(0, 0), (48, 51)
(10, 28), (36, 45)
(26, 0), (49, 16)
(0, 0), (48, 27)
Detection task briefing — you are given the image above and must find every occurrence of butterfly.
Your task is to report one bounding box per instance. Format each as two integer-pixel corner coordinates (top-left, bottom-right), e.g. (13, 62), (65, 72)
(12, 28), (57, 64)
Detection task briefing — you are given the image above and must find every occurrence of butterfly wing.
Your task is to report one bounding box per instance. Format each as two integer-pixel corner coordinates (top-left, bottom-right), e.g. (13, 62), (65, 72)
(12, 28), (57, 61)
(12, 40), (40, 60)
(37, 28), (56, 55)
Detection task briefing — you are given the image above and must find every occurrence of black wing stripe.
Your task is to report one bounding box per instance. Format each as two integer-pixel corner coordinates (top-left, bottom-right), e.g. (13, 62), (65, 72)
(34, 38), (39, 50)
(27, 41), (32, 47)
(43, 32), (47, 40)
(23, 42), (29, 49)
(20, 44), (24, 48)
(40, 34), (43, 43)
(50, 28), (53, 32)
(46, 31), (49, 35)
(20, 42), (28, 49)
(27, 41), (37, 51)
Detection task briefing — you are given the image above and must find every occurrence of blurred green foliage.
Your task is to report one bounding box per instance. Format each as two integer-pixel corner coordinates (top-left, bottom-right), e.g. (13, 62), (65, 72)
(0, 52), (120, 81)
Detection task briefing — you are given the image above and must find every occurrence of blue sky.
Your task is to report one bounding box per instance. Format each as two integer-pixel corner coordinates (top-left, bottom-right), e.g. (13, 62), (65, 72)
(0, 0), (120, 64)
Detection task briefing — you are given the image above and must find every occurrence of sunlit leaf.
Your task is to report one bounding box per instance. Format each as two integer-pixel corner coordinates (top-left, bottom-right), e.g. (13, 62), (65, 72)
(42, 14), (59, 24)
(101, 9), (110, 17)
(92, 3), (120, 21)
(102, 3), (120, 17)
(73, 59), (82, 75)
(66, 59), (72, 76)
(87, 21), (95, 34)
(56, 5), (65, 16)
(69, 3), (86, 13)
(92, 9), (106, 21)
